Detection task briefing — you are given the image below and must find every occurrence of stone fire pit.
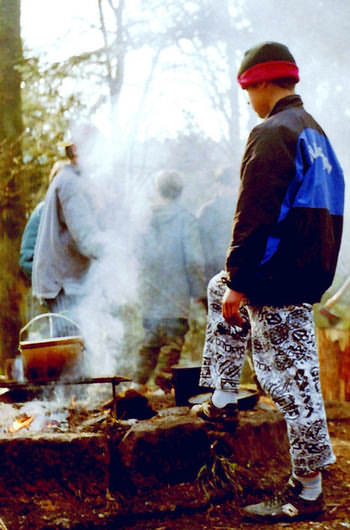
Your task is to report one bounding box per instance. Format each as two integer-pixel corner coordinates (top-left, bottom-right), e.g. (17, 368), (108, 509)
(0, 384), (290, 528)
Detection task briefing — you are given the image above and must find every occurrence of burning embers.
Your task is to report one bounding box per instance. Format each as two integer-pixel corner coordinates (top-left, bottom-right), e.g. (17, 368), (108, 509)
(6, 394), (86, 433)
(6, 399), (73, 434)
(8, 414), (33, 433)
(0, 376), (132, 434)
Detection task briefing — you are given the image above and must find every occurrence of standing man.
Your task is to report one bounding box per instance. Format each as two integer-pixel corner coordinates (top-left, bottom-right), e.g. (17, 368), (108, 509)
(20, 161), (67, 282)
(19, 160), (67, 322)
(192, 41), (344, 523)
(134, 170), (206, 391)
(32, 133), (104, 336)
(197, 166), (238, 287)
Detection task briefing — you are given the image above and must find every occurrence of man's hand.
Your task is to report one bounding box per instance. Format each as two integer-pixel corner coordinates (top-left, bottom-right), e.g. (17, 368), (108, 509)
(222, 288), (244, 327)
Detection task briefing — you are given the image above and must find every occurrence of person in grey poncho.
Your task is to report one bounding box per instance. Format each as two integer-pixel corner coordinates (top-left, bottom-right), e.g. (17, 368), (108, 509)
(20, 161), (67, 283)
(32, 138), (104, 336)
(134, 170), (206, 391)
(19, 160), (67, 322)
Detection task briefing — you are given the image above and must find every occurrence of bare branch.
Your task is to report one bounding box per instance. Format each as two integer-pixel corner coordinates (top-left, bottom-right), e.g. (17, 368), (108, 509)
(98, 0), (113, 83)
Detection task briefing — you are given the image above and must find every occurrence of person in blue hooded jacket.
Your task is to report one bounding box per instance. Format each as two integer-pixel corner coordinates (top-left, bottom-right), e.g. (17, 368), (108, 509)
(19, 202), (44, 281)
(134, 170), (206, 391)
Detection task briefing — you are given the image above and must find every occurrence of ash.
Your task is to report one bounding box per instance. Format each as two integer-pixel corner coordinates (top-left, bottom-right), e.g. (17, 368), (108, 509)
(0, 381), (116, 434)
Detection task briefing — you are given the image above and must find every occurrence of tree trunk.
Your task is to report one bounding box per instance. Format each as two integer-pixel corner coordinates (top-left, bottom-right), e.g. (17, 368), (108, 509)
(0, 0), (23, 142)
(0, 0), (25, 370)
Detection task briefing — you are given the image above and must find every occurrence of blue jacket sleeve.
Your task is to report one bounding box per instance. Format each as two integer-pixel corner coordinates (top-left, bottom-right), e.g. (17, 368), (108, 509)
(19, 202), (44, 279)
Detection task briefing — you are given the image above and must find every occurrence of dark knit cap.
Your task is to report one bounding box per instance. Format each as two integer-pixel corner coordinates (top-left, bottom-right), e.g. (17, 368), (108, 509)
(237, 41), (299, 88)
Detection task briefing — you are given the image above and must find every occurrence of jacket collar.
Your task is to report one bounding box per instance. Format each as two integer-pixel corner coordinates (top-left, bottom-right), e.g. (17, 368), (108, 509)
(268, 94), (303, 118)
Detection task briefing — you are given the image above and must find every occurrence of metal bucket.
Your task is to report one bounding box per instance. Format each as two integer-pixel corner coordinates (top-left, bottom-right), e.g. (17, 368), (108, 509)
(172, 363), (211, 406)
(172, 362), (259, 409)
(19, 313), (84, 381)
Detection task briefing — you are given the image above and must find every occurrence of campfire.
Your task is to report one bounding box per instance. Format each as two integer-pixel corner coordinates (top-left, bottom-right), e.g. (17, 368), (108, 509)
(8, 414), (33, 433)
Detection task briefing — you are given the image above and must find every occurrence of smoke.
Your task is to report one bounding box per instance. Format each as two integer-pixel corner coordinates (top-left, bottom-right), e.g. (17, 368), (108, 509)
(66, 122), (153, 379)
(20, 1), (350, 384)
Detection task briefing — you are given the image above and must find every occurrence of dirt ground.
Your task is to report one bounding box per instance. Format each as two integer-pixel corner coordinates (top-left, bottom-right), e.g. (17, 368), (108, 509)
(0, 394), (349, 529)
(118, 399), (350, 530)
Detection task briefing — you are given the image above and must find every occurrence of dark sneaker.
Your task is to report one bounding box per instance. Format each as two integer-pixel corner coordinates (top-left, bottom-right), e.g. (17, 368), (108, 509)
(190, 399), (238, 427)
(243, 476), (324, 523)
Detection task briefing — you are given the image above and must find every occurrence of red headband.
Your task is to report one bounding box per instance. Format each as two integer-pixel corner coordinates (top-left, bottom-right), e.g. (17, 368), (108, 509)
(238, 60), (299, 88)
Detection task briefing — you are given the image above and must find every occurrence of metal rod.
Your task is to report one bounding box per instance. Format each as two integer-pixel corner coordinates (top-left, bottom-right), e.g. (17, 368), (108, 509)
(112, 380), (117, 419)
(49, 314), (53, 339)
(0, 375), (131, 389)
(0, 376), (131, 421)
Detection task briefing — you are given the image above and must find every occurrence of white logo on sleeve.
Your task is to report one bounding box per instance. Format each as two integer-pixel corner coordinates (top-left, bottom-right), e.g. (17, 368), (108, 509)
(308, 141), (332, 173)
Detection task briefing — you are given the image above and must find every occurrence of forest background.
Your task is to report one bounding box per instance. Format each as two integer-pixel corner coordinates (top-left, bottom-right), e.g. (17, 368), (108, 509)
(0, 0), (350, 373)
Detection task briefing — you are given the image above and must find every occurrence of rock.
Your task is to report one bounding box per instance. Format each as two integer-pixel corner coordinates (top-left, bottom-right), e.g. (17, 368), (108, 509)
(117, 415), (211, 488)
(114, 404), (288, 491)
(0, 433), (109, 497)
(114, 389), (157, 420)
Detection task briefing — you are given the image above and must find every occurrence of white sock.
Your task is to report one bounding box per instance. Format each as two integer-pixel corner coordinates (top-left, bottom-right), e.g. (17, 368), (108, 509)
(294, 472), (322, 501)
(212, 389), (237, 408)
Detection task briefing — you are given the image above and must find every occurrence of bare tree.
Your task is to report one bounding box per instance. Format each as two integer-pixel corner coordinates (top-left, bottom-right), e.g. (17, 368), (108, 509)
(128, 0), (247, 164)
(98, 0), (126, 109)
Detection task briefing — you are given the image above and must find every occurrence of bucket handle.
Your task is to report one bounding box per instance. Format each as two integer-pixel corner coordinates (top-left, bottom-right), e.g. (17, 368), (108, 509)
(19, 312), (81, 341)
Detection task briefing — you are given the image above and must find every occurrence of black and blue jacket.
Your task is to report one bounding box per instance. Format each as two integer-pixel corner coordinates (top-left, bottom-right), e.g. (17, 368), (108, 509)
(226, 94), (344, 306)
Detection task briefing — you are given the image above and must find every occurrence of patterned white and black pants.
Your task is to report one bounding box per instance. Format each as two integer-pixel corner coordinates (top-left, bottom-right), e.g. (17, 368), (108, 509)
(199, 272), (336, 475)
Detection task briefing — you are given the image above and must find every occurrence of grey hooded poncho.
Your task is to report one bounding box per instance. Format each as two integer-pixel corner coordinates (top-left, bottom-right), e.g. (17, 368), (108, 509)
(32, 164), (103, 300)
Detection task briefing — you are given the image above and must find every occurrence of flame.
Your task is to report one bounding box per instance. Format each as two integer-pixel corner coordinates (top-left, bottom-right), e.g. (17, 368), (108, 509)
(70, 395), (76, 411)
(9, 415), (34, 433)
